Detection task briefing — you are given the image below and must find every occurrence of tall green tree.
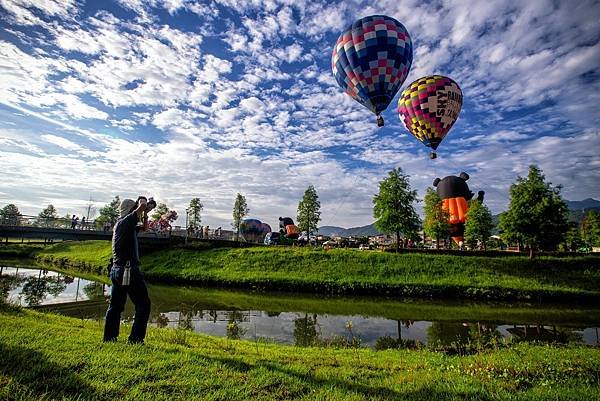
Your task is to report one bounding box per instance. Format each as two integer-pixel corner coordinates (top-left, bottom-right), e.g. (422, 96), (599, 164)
(422, 188), (450, 249)
(151, 203), (169, 221)
(95, 196), (120, 229)
(297, 185), (321, 235)
(232, 193), (249, 240)
(499, 165), (568, 258)
(373, 168), (421, 251)
(187, 198), (203, 229)
(0, 204), (22, 226)
(563, 221), (584, 252)
(37, 204), (59, 227)
(581, 210), (600, 247)
(464, 200), (494, 250)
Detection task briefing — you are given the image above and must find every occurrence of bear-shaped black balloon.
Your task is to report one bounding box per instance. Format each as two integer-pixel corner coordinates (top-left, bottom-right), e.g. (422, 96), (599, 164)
(433, 172), (484, 202)
(432, 172), (485, 243)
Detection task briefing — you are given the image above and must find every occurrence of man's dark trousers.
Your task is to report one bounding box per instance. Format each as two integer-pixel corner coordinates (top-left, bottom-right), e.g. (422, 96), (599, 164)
(103, 265), (151, 343)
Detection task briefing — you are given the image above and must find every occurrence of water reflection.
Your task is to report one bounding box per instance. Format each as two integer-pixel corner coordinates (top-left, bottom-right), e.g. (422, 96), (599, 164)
(1, 266), (599, 348)
(1, 267), (106, 307)
(294, 313), (319, 346)
(226, 310), (247, 340)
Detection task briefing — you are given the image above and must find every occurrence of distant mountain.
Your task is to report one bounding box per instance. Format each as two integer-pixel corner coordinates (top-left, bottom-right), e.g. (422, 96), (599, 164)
(568, 201), (600, 223)
(344, 223), (382, 237)
(318, 223), (382, 237)
(566, 198), (600, 211)
(318, 226), (345, 236)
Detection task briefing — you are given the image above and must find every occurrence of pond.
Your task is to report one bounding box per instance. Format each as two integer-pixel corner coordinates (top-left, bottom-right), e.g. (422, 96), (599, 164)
(1, 265), (599, 348)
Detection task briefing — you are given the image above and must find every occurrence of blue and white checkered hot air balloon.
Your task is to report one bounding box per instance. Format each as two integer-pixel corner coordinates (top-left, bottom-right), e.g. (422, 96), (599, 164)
(332, 15), (413, 127)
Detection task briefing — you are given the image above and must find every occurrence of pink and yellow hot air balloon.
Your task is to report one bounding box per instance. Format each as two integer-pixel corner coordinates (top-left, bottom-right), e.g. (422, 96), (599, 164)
(398, 75), (462, 159)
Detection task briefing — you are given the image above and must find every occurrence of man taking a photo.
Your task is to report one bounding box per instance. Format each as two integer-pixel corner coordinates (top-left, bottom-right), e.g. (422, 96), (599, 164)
(103, 196), (155, 343)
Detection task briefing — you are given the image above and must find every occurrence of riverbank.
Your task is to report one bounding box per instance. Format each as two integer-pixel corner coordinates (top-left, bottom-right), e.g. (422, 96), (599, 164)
(0, 306), (598, 401)
(29, 241), (600, 302)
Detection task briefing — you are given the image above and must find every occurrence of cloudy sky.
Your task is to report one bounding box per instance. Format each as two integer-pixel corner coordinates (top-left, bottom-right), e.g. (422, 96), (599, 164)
(1, 0), (599, 228)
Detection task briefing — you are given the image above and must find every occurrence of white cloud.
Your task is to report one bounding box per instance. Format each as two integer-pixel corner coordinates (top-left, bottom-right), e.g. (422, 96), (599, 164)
(196, 54), (233, 82)
(50, 14), (204, 109)
(0, 0), (79, 25)
(273, 42), (305, 63)
(41, 134), (81, 151)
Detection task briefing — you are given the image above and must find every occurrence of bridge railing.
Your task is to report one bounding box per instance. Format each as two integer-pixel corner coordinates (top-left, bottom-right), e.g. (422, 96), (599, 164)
(1, 215), (263, 244)
(0, 215), (105, 231)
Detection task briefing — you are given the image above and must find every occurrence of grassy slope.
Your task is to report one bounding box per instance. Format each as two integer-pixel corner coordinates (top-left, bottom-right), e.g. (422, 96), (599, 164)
(0, 307), (598, 401)
(35, 241), (113, 274)
(34, 241), (600, 301)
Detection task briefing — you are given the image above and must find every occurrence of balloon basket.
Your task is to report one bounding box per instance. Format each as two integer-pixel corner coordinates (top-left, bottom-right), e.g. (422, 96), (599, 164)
(376, 115), (384, 127)
(430, 152), (437, 159)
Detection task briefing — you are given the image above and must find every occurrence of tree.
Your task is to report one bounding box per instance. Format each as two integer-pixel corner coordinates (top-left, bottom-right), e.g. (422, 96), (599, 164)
(187, 198), (203, 230)
(232, 193), (249, 240)
(422, 188), (451, 249)
(0, 204), (22, 226)
(581, 210), (600, 247)
(151, 203), (169, 221)
(464, 200), (494, 250)
(95, 196), (120, 229)
(562, 221), (584, 252)
(297, 185), (321, 235)
(37, 204), (59, 227)
(373, 168), (421, 251)
(499, 165), (568, 258)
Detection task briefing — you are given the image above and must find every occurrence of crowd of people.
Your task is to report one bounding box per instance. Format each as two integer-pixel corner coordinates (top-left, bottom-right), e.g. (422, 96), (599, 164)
(186, 225), (222, 239)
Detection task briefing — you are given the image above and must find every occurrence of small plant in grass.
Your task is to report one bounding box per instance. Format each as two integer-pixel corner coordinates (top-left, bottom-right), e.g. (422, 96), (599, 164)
(226, 321), (247, 340)
(168, 327), (191, 347)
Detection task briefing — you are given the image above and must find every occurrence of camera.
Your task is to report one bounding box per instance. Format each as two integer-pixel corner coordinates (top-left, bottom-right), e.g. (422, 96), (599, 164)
(135, 196), (156, 212)
(146, 197), (157, 211)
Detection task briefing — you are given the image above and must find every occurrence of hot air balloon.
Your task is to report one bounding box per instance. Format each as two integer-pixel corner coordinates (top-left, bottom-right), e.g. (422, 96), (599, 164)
(433, 172), (484, 245)
(240, 218), (271, 242)
(332, 15), (413, 127)
(398, 75), (463, 159)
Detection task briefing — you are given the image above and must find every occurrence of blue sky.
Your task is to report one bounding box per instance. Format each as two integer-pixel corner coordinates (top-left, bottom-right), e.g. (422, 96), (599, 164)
(0, 0), (599, 228)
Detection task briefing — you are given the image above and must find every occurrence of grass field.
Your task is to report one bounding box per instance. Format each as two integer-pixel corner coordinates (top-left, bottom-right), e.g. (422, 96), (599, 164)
(32, 241), (600, 302)
(0, 305), (598, 401)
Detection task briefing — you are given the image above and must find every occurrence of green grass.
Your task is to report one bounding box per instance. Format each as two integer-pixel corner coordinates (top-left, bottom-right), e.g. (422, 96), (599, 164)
(0, 244), (45, 258)
(34, 241), (600, 301)
(35, 240), (112, 275)
(0, 307), (598, 401)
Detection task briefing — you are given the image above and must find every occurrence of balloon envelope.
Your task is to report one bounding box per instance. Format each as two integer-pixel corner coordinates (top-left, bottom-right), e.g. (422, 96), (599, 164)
(240, 218), (263, 234)
(260, 223), (272, 234)
(241, 219), (272, 236)
(434, 173), (476, 245)
(332, 15), (413, 119)
(398, 75), (462, 151)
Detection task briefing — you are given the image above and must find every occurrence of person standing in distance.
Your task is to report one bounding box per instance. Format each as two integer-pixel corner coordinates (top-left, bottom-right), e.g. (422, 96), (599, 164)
(103, 196), (155, 343)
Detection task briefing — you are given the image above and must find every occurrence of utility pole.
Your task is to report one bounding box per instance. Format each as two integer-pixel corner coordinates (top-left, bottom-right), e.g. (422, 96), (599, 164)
(185, 208), (189, 245)
(85, 195), (95, 223)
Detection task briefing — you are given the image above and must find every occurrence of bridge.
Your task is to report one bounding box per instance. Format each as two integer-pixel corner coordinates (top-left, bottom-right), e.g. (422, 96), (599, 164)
(0, 224), (173, 245)
(0, 216), (255, 248)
